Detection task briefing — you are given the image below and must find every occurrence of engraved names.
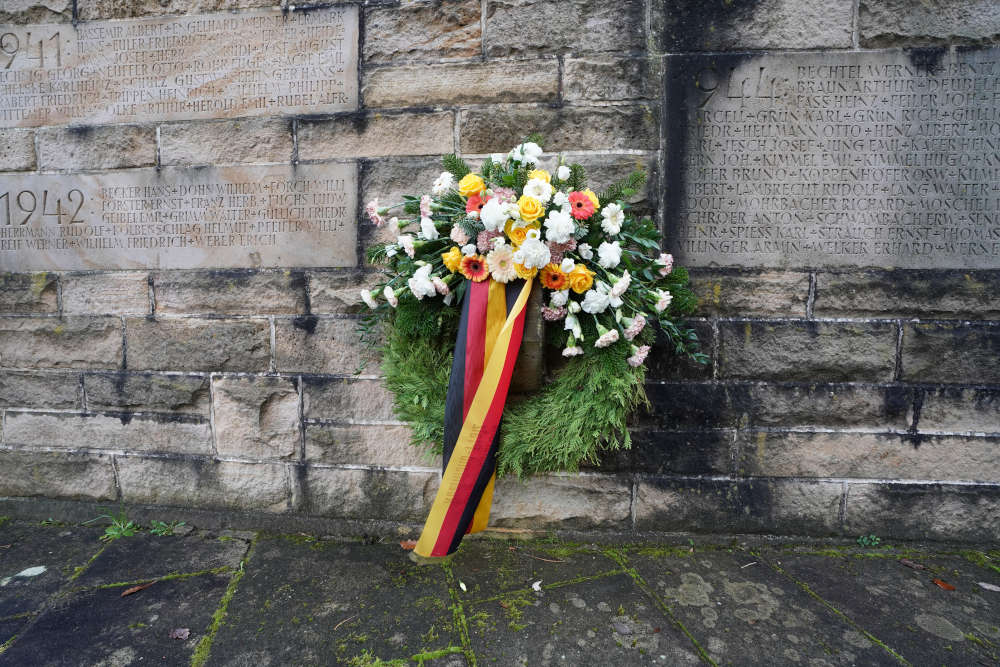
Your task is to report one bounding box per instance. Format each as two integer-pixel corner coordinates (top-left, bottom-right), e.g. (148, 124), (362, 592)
(664, 49), (1000, 269)
(0, 163), (358, 271)
(0, 7), (358, 127)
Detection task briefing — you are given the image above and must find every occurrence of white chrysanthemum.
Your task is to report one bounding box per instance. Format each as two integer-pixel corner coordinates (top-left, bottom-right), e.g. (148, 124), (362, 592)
(407, 264), (436, 300)
(360, 289), (377, 309)
(523, 177), (553, 204)
(597, 240), (622, 269)
(559, 258), (575, 273)
(461, 244), (478, 256)
(577, 242), (593, 260)
(397, 234), (415, 258)
(581, 289), (611, 314)
(432, 171), (454, 195)
(480, 198), (509, 231)
(511, 229), (551, 269)
(509, 142), (543, 165)
(557, 165), (571, 180)
(543, 209), (575, 244)
(550, 289), (569, 307)
(419, 216), (439, 240)
(600, 203), (625, 235)
(552, 191), (569, 208)
(486, 244), (517, 283)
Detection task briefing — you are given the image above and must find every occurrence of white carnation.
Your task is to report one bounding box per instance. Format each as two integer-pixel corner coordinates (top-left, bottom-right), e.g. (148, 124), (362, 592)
(543, 209), (575, 244)
(597, 241), (622, 269)
(360, 289), (377, 309)
(578, 243), (593, 260)
(407, 264), (436, 300)
(600, 203), (625, 236)
(419, 216), (439, 240)
(581, 289), (611, 314)
(557, 165), (571, 180)
(552, 191), (569, 207)
(511, 229), (551, 269)
(461, 243), (478, 256)
(559, 258), (575, 273)
(480, 198), (509, 231)
(549, 289), (569, 307)
(509, 142), (543, 165)
(432, 171), (454, 195)
(523, 178), (553, 204)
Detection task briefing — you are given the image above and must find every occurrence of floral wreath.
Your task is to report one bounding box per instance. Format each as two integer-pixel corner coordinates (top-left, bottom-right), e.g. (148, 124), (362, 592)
(360, 136), (706, 477)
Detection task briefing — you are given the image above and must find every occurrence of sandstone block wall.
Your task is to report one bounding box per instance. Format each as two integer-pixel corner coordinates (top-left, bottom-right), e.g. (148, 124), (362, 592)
(1, 0), (997, 542)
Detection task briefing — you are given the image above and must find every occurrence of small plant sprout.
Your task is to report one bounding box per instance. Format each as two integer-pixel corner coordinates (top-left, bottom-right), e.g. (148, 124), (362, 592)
(149, 520), (186, 536)
(84, 505), (141, 542)
(857, 534), (881, 548)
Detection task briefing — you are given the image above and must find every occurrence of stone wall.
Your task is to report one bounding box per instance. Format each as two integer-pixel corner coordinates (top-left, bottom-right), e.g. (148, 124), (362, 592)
(0, 0), (998, 542)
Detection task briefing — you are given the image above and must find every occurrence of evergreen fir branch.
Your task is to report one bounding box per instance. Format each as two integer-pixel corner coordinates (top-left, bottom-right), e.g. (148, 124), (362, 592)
(598, 171), (647, 206)
(366, 243), (390, 265)
(524, 132), (545, 147)
(442, 154), (471, 180)
(567, 163), (587, 192)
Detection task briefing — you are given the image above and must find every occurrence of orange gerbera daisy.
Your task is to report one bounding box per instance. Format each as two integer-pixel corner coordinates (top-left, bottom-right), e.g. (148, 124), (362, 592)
(539, 263), (568, 290)
(465, 193), (490, 215)
(460, 254), (490, 282)
(568, 191), (596, 220)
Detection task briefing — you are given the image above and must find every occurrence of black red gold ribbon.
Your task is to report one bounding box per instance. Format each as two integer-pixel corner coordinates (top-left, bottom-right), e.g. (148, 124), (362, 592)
(414, 277), (534, 558)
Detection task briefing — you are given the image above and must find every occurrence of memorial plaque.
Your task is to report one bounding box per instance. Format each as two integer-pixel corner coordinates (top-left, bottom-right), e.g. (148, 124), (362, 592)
(664, 49), (1000, 269)
(0, 6), (358, 128)
(0, 163), (357, 271)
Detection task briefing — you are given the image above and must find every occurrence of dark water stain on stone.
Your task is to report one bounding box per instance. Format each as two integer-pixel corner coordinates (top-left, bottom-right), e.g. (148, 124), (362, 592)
(906, 47), (947, 75)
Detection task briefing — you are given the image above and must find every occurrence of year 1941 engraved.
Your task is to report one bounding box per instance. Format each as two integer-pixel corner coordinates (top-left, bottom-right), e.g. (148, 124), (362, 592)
(1, 29), (63, 69)
(1, 189), (86, 225)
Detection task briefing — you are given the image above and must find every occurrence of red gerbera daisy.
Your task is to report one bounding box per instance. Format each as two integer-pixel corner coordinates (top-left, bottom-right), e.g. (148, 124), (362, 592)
(460, 254), (490, 282)
(465, 193), (491, 215)
(568, 191), (595, 220)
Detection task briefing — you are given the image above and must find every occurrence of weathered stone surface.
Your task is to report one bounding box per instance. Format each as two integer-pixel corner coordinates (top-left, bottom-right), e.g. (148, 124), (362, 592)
(0, 0), (71, 24)
(645, 319), (714, 381)
(461, 105), (658, 154)
(364, 60), (559, 107)
(304, 423), (432, 467)
(901, 323), (1000, 384)
(635, 477), (844, 536)
(489, 474), (631, 529)
(731, 382), (914, 430)
(298, 112), (455, 160)
(307, 271), (378, 314)
(302, 377), (396, 421)
(688, 269), (810, 317)
(84, 372), (209, 414)
(0, 316), (122, 369)
(0, 273), (58, 313)
(274, 317), (377, 374)
(213, 376), (300, 460)
(631, 429), (735, 476)
(159, 118), (294, 166)
(485, 0), (644, 56)
(846, 482), (1000, 541)
(300, 467), (436, 521)
(741, 431), (1000, 482)
(36, 125), (156, 170)
(0, 129), (36, 170)
(364, 0), (481, 63)
(125, 317), (270, 372)
(117, 456), (290, 512)
(61, 272), (150, 315)
(642, 381), (733, 429)
(916, 386), (1000, 434)
(718, 321), (897, 382)
(77, 0), (273, 20)
(0, 370), (81, 409)
(0, 163), (358, 272)
(652, 0), (852, 51)
(860, 0), (1000, 47)
(814, 270), (1000, 319)
(4, 411), (212, 455)
(359, 157), (447, 249)
(0, 450), (116, 500)
(564, 56), (663, 101)
(153, 270), (308, 315)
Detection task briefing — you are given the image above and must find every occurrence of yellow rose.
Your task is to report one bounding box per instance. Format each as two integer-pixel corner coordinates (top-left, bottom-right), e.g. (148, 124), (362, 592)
(514, 262), (538, 280)
(504, 219), (540, 246)
(567, 264), (595, 294)
(442, 246), (462, 273)
(458, 173), (485, 197)
(583, 189), (599, 210)
(527, 169), (551, 183)
(517, 195), (544, 223)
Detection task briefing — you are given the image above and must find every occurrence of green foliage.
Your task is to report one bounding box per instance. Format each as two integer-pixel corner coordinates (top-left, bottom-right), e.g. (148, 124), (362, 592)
(857, 534), (881, 548)
(442, 154), (471, 180)
(149, 520), (185, 536)
(598, 170), (647, 205)
(566, 163), (587, 192)
(498, 343), (647, 477)
(84, 506), (140, 542)
(366, 242), (390, 266)
(524, 132), (545, 147)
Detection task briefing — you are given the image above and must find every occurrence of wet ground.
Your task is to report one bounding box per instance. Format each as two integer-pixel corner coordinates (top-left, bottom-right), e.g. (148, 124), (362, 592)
(0, 515), (997, 666)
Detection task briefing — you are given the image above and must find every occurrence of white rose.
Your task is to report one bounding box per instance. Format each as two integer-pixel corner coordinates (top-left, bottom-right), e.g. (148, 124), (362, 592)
(597, 241), (622, 269)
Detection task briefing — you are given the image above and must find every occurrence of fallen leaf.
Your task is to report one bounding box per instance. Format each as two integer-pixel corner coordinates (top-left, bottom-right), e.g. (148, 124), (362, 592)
(653, 627), (661, 633)
(932, 579), (956, 591)
(522, 553), (565, 563)
(900, 558), (928, 571)
(498, 601), (509, 609)
(121, 581), (156, 597)
(531, 580), (542, 592)
(169, 628), (189, 640)
(333, 615), (357, 631)
(978, 582), (1000, 592)
(399, 540), (417, 551)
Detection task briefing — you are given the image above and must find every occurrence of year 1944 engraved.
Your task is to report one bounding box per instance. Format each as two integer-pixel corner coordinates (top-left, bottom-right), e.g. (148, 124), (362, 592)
(1, 189), (86, 225)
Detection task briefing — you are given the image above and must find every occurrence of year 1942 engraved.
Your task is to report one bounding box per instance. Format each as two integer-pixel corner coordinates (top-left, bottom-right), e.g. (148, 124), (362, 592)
(1, 189), (86, 226)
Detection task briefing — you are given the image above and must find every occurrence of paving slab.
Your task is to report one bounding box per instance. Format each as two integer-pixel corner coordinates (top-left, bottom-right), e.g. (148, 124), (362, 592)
(0, 521), (103, 618)
(208, 536), (462, 666)
(72, 530), (250, 587)
(0, 574), (230, 667)
(769, 550), (1000, 666)
(0, 616), (30, 646)
(629, 548), (896, 665)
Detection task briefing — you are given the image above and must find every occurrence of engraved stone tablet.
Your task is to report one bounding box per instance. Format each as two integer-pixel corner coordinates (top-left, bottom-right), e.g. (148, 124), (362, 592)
(0, 163), (357, 271)
(664, 49), (1000, 269)
(0, 7), (358, 128)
